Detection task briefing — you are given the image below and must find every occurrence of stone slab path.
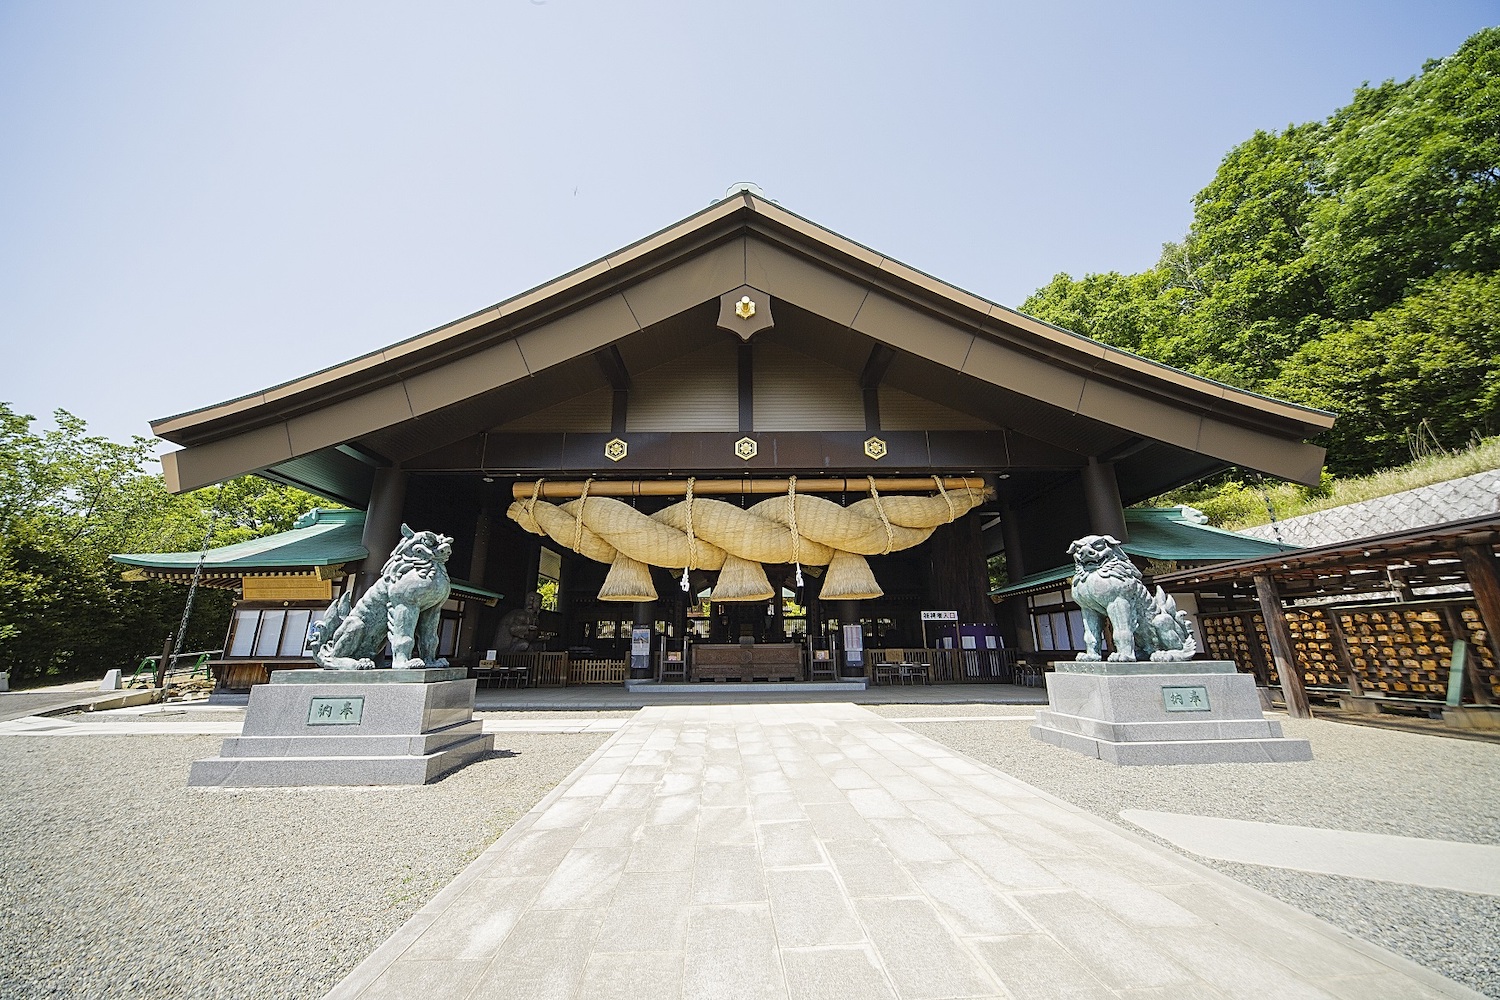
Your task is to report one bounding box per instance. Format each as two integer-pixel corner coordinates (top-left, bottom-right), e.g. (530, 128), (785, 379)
(1120, 809), (1500, 897)
(326, 703), (1481, 1000)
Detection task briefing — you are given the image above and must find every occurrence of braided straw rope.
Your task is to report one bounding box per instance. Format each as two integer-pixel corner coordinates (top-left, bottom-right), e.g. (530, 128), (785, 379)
(508, 478), (991, 603)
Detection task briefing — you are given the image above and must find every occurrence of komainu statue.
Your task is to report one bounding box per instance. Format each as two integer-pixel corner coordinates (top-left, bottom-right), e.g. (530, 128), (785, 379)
(311, 525), (454, 670)
(1068, 534), (1197, 662)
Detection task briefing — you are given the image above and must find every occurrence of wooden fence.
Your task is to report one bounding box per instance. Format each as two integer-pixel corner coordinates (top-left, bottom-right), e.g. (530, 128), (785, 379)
(568, 658), (629, 685)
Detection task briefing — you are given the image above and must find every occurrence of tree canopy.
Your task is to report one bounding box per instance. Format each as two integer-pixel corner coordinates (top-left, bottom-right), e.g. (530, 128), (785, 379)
(1022, 27), (1500, 475)
(0, 403), (330, 686)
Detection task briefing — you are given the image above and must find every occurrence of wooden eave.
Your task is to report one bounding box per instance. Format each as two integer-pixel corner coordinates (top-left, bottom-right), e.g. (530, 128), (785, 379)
(152, 193), (1333, 494)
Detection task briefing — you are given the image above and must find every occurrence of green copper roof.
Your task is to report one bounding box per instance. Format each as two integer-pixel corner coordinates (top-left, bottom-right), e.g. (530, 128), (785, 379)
(112, 507), (503, 602)
(112, 508), (366, 571)
(991, 506), (1297, 598)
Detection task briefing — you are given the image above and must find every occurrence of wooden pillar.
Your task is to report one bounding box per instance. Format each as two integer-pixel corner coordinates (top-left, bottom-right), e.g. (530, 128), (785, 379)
(1253, 573), (1311, 719)
(457, 503), (494, 662)
(1456, 540), (1500, 705)
(1082, 458), (1128, 543)
(999, 501), (1027, 581)
(1457, 540), (1500, 658)
(1441, 605), (1491, 707)
(356, 467), (408, 598)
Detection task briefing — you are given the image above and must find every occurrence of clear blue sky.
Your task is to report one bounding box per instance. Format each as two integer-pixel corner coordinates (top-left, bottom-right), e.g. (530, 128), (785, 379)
(2, 1), (1495, 447)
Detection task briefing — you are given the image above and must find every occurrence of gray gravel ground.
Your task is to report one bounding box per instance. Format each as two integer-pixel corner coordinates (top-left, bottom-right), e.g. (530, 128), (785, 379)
(877, 707), (1500, 998)
(0, 732), (609, 1000)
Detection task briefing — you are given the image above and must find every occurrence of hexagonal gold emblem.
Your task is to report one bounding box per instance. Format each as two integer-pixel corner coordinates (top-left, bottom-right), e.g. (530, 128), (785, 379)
(604, 438), (628, 462)
(863, 436), (888, 460)
(734, 436), (759, 461)
(735, 295), (756, 319)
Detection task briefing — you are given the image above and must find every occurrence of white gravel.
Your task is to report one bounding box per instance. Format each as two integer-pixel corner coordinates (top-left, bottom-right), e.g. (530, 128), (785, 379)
(0, 731), (610, 1000)
(876, 707), (1500, 998)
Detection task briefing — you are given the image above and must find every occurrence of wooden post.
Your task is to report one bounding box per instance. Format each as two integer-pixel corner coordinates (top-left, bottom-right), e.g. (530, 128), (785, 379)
(157, 634), (175, 690)
(1456, 540), (1500, 668)
(457, 504), (494, 662)
(1253, 573), (1311, 719)
(356, 467), (409, 598)
(1441, 604), (1492, 707)
(1081, 458), (1128, 543)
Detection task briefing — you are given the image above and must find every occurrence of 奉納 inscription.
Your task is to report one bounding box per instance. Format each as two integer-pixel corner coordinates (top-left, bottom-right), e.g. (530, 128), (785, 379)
(1162, 686), (1210, 712)
(308, 696), (365, 725)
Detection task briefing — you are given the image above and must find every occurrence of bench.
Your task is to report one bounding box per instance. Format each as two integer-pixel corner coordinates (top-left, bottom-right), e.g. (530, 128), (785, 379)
(128, 649), (219, 687)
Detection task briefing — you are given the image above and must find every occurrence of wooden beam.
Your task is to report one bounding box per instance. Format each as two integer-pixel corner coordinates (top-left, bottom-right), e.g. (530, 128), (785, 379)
(1253, 572), (1311, 719)
(859, 344), (896, 389)
(593, 346), (631, 391)
(511, 476), (990, 500)
(737, 341), (753, 433)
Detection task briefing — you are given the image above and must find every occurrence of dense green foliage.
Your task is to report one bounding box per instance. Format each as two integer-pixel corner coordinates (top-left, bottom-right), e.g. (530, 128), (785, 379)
(1023, 28), (1500, 475)
(0, 403), (329, 687)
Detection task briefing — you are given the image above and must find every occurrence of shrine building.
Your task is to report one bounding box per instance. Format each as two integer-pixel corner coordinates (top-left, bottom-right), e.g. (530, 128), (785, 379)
(137, 190), (1334, 689)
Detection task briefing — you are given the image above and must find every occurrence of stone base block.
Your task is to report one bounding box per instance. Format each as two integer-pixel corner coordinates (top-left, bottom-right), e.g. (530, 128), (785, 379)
(189, 669), (494, 787)
(1030, 722), (1312, 765)
(1031, 660), (1312, 766)
(189, 732), (494, 787)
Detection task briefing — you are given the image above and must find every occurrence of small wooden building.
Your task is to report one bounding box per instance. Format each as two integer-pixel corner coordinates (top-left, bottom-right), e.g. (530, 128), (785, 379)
(139, 192), (1335, 684)
(114, 508), (500, 689)
(1154, 514), (1500, 724)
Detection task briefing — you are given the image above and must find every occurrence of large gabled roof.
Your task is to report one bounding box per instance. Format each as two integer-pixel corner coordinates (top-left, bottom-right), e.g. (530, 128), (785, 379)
(152, 192), (1333, 502)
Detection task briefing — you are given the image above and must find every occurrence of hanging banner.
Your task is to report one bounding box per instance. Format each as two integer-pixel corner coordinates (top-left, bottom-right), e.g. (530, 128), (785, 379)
(842, 624), (864, 665)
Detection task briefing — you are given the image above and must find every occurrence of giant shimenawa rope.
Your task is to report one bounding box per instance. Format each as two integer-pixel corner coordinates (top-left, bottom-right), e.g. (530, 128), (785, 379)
(507, 477), (992, 603)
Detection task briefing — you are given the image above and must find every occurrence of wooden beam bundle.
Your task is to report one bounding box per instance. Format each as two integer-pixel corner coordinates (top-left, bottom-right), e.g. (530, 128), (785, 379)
(509, 476), (990, 500)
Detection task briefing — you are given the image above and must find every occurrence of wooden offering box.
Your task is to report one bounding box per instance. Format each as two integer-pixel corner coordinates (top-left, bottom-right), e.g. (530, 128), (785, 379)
(691, 644), (803, 682)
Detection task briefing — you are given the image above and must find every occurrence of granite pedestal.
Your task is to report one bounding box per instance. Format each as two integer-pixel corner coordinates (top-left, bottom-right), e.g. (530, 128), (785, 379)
(188, 667), (494, 786)
(1030, 660), (1312, 765)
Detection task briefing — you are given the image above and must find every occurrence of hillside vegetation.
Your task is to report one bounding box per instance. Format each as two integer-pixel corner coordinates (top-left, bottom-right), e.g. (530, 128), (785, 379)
(1156, 433), (1500, 531)
(1024, 28), (1500, 476)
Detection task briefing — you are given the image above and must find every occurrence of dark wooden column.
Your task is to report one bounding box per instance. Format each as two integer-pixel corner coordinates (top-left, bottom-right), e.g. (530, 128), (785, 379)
(1253, 572), (1311, 719)
(999, 501), (1027, 581)
(1456, 538), (1500, 703)
(457, 502), (494, 661)
(1082, 458), (1129, 542)
(355, 467), (409, 598)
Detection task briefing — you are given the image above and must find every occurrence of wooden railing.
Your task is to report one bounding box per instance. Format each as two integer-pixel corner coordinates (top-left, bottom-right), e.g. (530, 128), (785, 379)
(568, 658), (628, 685)
(487, 652), (569, 687)
(867, 647), (1016, 684)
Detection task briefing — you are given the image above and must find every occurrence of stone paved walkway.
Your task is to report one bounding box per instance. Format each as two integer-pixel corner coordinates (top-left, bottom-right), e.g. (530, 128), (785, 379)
(326, 704), (1480, 1000)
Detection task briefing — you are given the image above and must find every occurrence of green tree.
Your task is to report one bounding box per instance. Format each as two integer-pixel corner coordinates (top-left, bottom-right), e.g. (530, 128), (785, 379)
(1268, 274), (1500, 472)
(1022, 27), (1500, 475)
(0, 403), (332, 686)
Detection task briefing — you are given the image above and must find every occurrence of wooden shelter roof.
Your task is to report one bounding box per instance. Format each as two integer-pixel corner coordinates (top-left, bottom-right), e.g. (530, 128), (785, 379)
(1154, 513), (1500, 599)
(151, 192), (1333, 506)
